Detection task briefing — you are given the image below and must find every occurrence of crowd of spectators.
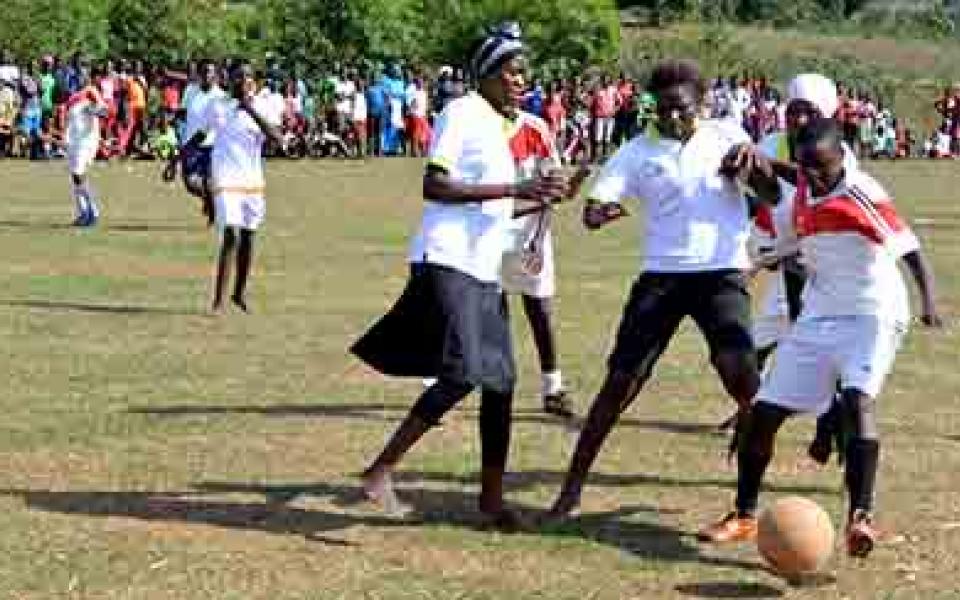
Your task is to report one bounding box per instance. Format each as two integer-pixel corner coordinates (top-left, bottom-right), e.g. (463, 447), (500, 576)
(1, 47), (956, 166)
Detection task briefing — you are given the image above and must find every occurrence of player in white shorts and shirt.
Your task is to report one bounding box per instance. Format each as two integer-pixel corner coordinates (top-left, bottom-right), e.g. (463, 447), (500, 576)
(726, 74), (942, 463)
(179, 61), (282, 314)
(700, 118), (919, 558)
(64, 67), (107, 227)
(501, 109), (588, 418)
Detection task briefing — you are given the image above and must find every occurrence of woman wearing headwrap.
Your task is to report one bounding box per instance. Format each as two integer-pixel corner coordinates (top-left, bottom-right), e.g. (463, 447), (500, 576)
(352, 23), (571, 530)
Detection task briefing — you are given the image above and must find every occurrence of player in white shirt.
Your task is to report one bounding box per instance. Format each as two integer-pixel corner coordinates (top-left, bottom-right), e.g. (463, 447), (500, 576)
(64, 67), (107, 227)
(544, 60), (781, 522)
(700, 119), (921, 557)
(352, 23), (572, 530)
(727, 74), (941, 463)
(178, 61), (282, 314)
(163, 60), (225, 225)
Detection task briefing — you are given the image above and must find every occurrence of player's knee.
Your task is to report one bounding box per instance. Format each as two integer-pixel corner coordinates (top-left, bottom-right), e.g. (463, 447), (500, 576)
(714, 351), (760, 401)
(840, 389), (878, 441)
(411, 378), (474, 426)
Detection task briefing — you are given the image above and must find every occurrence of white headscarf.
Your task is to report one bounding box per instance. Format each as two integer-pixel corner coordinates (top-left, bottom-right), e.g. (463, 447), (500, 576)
(787, 74), (839, 118)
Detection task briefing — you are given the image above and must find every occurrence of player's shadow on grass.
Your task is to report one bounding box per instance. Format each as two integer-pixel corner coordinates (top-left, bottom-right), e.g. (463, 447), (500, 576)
(194, 480), (766, 572)
(128, 401), (723, 436)
(2, 299), (198, 316)
(106, 223), (199, 233)
(391, 469), (831, 497)
(0, 219), (76, 230)
(674, 581), (784, 598)
(1, 481), (766, 572)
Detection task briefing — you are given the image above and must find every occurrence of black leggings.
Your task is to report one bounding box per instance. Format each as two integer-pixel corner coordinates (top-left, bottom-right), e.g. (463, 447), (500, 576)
(411, 378), (513, 469)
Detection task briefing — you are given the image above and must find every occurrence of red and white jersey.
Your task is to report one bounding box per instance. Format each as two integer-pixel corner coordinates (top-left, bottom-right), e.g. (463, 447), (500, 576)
(506, 111), (559, 248)
(785, 168), (918, 325)
(65, 86), (105, 148)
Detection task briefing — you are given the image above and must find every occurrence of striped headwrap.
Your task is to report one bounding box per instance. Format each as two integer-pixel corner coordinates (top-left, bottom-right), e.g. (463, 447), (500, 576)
(470, 22), (525, 80)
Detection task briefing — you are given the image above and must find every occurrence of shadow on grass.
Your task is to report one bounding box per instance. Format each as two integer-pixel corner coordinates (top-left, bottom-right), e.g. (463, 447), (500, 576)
(675, 581), (784, 598)
(128, 401), (726, 436)
(2, 479), (772, 572)
(2, 299), (198, 316)
(106, 223), (199, 233)
(193, 480), (766, 572)
(0, 219), (75, 231)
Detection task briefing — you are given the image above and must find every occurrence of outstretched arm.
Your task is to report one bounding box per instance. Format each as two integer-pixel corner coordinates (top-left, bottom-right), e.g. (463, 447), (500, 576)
(901, 248), (943, 327)
(239, 98), (283, 147)
(425, 165), (568, 207)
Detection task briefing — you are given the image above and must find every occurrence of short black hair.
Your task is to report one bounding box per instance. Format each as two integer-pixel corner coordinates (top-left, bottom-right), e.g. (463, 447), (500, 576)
(647, 59), (706, 100)
(795, 117), (844, 152)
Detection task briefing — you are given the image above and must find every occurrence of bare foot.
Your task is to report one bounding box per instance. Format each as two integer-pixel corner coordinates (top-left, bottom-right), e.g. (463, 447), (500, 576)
(361, 469), (411, 517)
(209, 301), (226, 316)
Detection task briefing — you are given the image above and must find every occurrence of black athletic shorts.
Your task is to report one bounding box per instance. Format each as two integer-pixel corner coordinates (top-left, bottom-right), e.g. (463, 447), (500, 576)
(607, 270), (755, 378)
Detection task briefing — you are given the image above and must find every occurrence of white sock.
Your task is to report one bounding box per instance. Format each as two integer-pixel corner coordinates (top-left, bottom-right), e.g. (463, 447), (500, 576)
(542, 370), (564, 397)
(73, 185), (89, 215)
(422, 377), (438, 389)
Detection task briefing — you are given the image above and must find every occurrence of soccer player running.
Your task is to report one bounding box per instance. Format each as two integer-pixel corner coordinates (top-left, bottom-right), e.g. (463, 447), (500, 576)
(163, 60), (225, 225)
(64, 65), (108, 227)
(544, 60), (780, 522)
(352, 23), (572, 530)
(722, 74), (942, 464)
(177, 61), (282, 314)
(699, 118), (920, 558)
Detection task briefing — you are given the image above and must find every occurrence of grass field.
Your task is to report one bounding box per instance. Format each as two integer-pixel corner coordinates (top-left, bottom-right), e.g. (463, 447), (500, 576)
(1, 157), (958, 599)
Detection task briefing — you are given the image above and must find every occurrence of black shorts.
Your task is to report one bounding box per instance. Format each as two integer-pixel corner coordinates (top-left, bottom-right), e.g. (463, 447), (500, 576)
(607, 270), (755, 378)
(182, 146), (211, 184)
(350, 263), (516, 394)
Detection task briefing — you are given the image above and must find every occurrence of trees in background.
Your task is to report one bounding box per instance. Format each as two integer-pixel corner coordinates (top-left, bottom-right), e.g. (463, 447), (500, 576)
(0, 0), (620, 75)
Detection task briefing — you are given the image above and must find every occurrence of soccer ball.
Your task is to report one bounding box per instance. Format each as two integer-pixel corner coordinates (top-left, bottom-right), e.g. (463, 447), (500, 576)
(757, 496), (835, 579)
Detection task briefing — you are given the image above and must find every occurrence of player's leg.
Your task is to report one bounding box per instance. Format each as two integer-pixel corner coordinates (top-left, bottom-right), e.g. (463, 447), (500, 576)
(691, 271), (760, 415)
(839, 387), (881, 557)
(700, 319), (835, 543)
(521, 294), (572, 418)
(477, 386), (524, 529)
(836, 316), (903, 557)
(546, 274), (684, 519)
(699, 401), (792, 542)
(362, 377), (473, 513)
(212, 226), (236, 313)
(231, 228), (254, 313)
(69, 172), (91, 226)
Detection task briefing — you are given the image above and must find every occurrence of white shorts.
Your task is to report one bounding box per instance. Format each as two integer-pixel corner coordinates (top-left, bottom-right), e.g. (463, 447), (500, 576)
(752, 271), (791, 349)
(759, 315), (906, 415)
(501, 230), (555, 299)
(67, 142), (97, 176)
(215, 193), (265, 231)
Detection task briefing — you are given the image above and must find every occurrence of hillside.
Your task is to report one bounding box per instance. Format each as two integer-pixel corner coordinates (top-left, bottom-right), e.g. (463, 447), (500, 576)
(620, 23), (960, 128)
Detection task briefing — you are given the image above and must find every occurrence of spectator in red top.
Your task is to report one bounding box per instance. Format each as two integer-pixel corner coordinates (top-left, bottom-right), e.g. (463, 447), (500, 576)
(613, 72), (636, 145)
(590, 74), (616, 162)
(544, 80), (566, 148)
(161, 72), (181, 118)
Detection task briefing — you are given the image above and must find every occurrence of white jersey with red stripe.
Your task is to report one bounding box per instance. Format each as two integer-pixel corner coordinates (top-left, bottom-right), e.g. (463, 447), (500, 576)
(65, 86), (105, 149)
(506, 111), (559, 247)
(786, 168), (916, 325)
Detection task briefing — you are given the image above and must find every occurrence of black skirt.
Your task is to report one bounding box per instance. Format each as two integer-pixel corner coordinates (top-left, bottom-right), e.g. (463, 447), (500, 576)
(350, 263), (516, 394)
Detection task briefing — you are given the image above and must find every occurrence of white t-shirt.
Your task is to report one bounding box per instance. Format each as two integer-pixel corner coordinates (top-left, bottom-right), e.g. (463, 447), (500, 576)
(779, 169), (915, 325)
(183, 86), (226, 147)
(0, 64), (19, 86)
(408, 93), (517, 283)
(588, 119), (754, 272)
(730, 87), (752, 123)
(256, 89), (285, 129)
(352, 91), (367, 122)
(335, 79), (356, 116)
(407, 87), (428, 118)
(65, 88), (105, 148)
(202, 96), (281, 193)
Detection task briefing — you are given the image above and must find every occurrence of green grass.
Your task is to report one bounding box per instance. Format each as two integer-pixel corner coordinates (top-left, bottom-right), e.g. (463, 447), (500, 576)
(0, 157), (959, 598)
